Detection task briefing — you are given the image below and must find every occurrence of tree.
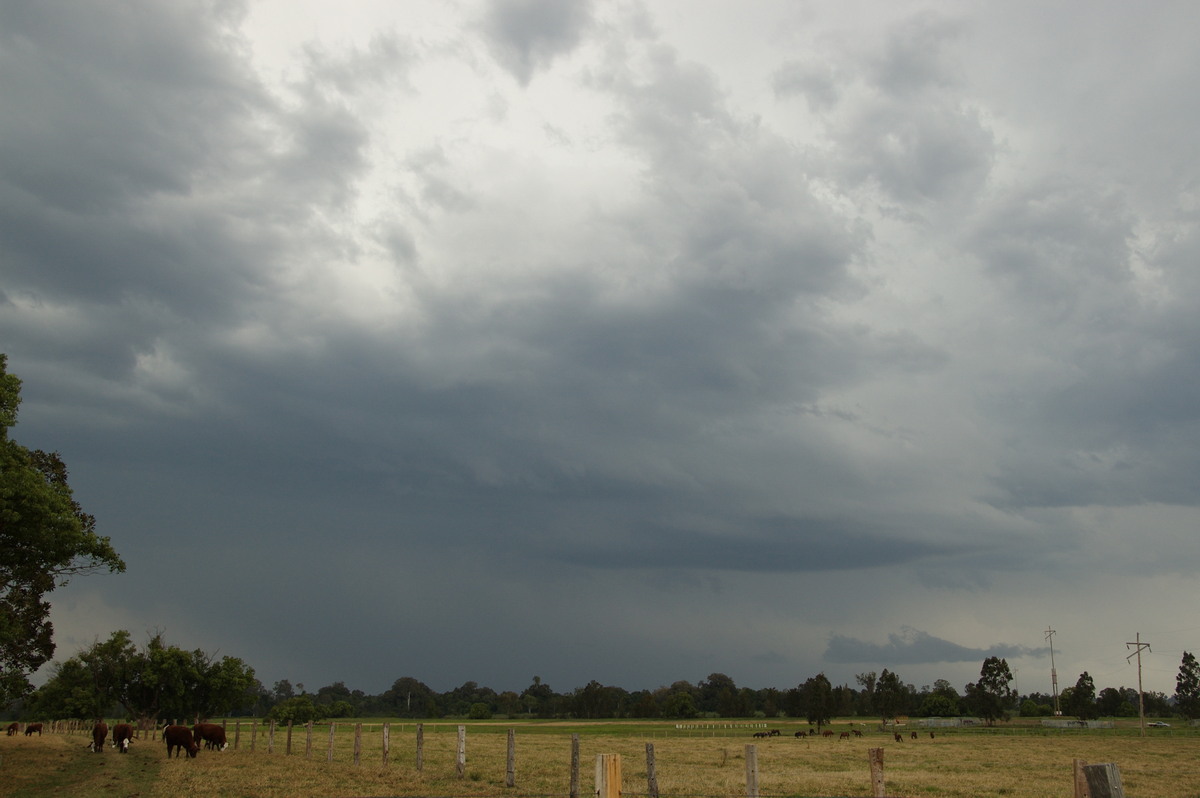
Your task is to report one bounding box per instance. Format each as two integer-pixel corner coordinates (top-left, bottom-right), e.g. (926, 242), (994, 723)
(799, 673), (835, 731)
(964, 657), (1016, 725)
(1176, 651), (1200, 720)
(855, 671), (877, 718)
(875, 669), (906, 725)
(0, 355), (125, 705)
(1066, 672), (1097, 720)
(30, 630), (254, 726)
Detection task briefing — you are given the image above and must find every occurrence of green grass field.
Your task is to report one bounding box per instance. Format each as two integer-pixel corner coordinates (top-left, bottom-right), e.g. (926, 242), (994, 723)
(2, 718), (1197, 798)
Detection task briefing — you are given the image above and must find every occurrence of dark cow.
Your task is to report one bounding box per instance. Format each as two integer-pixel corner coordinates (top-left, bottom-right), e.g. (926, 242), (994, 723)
(6, 722), (18, 736)
(163, 724), (199, 758)
(822, 729), (834, 737)
(929, 731), (936, 739)
(838, 731), (850, 740)
(25, 723), (43, 736)
(91, 721), (108, 753)
(852, 729), (864, 737)
(111, 723), (134, 753)
(894, 732), (903, 742)
(193, 722), (227, 751)
(911, 731), (918, 740)
(793, 730), (806, 738)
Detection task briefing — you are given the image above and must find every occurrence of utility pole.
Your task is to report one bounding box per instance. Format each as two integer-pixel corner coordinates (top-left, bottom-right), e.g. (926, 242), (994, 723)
(1126, 633), (1151, 737)
(1046, 627), (1061, 716)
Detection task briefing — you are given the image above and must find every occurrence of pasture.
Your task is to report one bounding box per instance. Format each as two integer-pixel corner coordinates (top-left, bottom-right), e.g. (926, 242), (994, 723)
(1, 719), (1197, 798)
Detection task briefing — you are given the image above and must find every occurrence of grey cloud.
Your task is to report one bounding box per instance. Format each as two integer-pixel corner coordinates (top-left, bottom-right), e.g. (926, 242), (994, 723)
(867, 12), (965, 96)
(825, 628), (1047, 665)
(480, 0), (594, 85)
(772, 60), (840, 111)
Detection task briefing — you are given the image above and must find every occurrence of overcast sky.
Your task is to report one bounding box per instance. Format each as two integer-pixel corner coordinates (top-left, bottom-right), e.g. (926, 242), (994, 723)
(4, 0), (1199, 702)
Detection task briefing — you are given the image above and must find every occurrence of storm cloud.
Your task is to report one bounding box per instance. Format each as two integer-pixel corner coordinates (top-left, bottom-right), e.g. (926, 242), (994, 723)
(3, 0), (1198, 697)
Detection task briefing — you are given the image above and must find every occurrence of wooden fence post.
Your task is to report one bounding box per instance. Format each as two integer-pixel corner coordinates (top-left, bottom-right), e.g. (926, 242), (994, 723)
(1082, 763), (1125, 798)
(305, 721), (313, 758)
(383, 722), (390, 766)
(744, 745), (759, 798)
(354, 723), (363, 766)
(869, 747), (886, 798)
(286, 720), (293, 755)
(506, 728), (516, 787)
(570, 734), (581, 798)
(327, 722), (336, 763)
(416, 723), (424, 771)
(645, 742), (660, 798)
(268, 721), (275, 753)
(234, 720), (241, 750)
(1074, 758), (1090, 798)
(457, 725), (467, 778)
(595, 753), (621, 798)
(250, 721), (256, 752)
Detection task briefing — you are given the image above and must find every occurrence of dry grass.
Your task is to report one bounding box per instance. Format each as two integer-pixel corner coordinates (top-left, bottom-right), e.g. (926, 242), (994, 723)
(3, 720), (1199, 798)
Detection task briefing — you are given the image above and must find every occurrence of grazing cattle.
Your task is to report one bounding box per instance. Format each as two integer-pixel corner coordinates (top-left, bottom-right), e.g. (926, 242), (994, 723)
(25, 723), (43, 736)
(822, 729), (834, 738)
(767, 729), (781, 737)
(91, 721), (108, 752)
(852, 729), (863, 737)
(6, 722), (18, 736)
(163, 724), (199, 758)
(752, 731), (768, 738)
(911, 731), (918, 740)
(929, 731), (936, 739)
(111, 723), (134, 753)
(893, 732), (903, 743)
(838, 731), (850, 740)
(193, 723), (227, 751)
(793, 730), (806, 738)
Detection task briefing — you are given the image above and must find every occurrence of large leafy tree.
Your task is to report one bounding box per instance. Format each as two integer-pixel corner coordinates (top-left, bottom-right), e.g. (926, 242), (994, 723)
(31, 630), (255, 726)
(1176, 651), (1200, 720)
(1066, 672), (1097, 720)
(965, 656), (1016, 725)
(799, 673), (835, 731)
(0, 355), (125, 705)
(875, 669), (907, 725)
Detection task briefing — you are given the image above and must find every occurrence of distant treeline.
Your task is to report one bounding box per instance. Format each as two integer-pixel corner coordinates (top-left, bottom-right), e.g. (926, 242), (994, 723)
(246, 670), (1175, 724)
(11, 629), (1190, 725)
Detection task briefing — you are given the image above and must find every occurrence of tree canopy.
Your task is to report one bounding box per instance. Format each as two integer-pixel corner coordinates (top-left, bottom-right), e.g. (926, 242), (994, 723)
(964, 656), (1016, 725)
(1175, 651), (1200, 720)
(0, 355), (125, 705)
(29, 630), (256, 725)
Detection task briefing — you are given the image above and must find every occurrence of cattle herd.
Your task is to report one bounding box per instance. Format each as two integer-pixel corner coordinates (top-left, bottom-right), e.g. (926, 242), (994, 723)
(4, 720), (229, 757)
(5, 719), (938, 758)
(750, 725), (936, 742)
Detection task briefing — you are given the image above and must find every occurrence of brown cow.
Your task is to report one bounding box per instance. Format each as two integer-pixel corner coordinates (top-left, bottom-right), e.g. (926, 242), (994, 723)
(25, 723), (43, 736)
(894, 732), (903, 742)
(91, 721), (108, 752)
(163, 724), (199, 758)
(5, 722), (18, 736)
(193, 722), (227, 751)
(838, 731), (850, 740)
(911, 731), (918, 740)
(111, 723), (134, 753)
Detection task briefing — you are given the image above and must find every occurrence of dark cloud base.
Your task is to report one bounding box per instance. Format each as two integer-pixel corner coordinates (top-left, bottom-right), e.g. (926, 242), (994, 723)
(825, 627), (1048, 665)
